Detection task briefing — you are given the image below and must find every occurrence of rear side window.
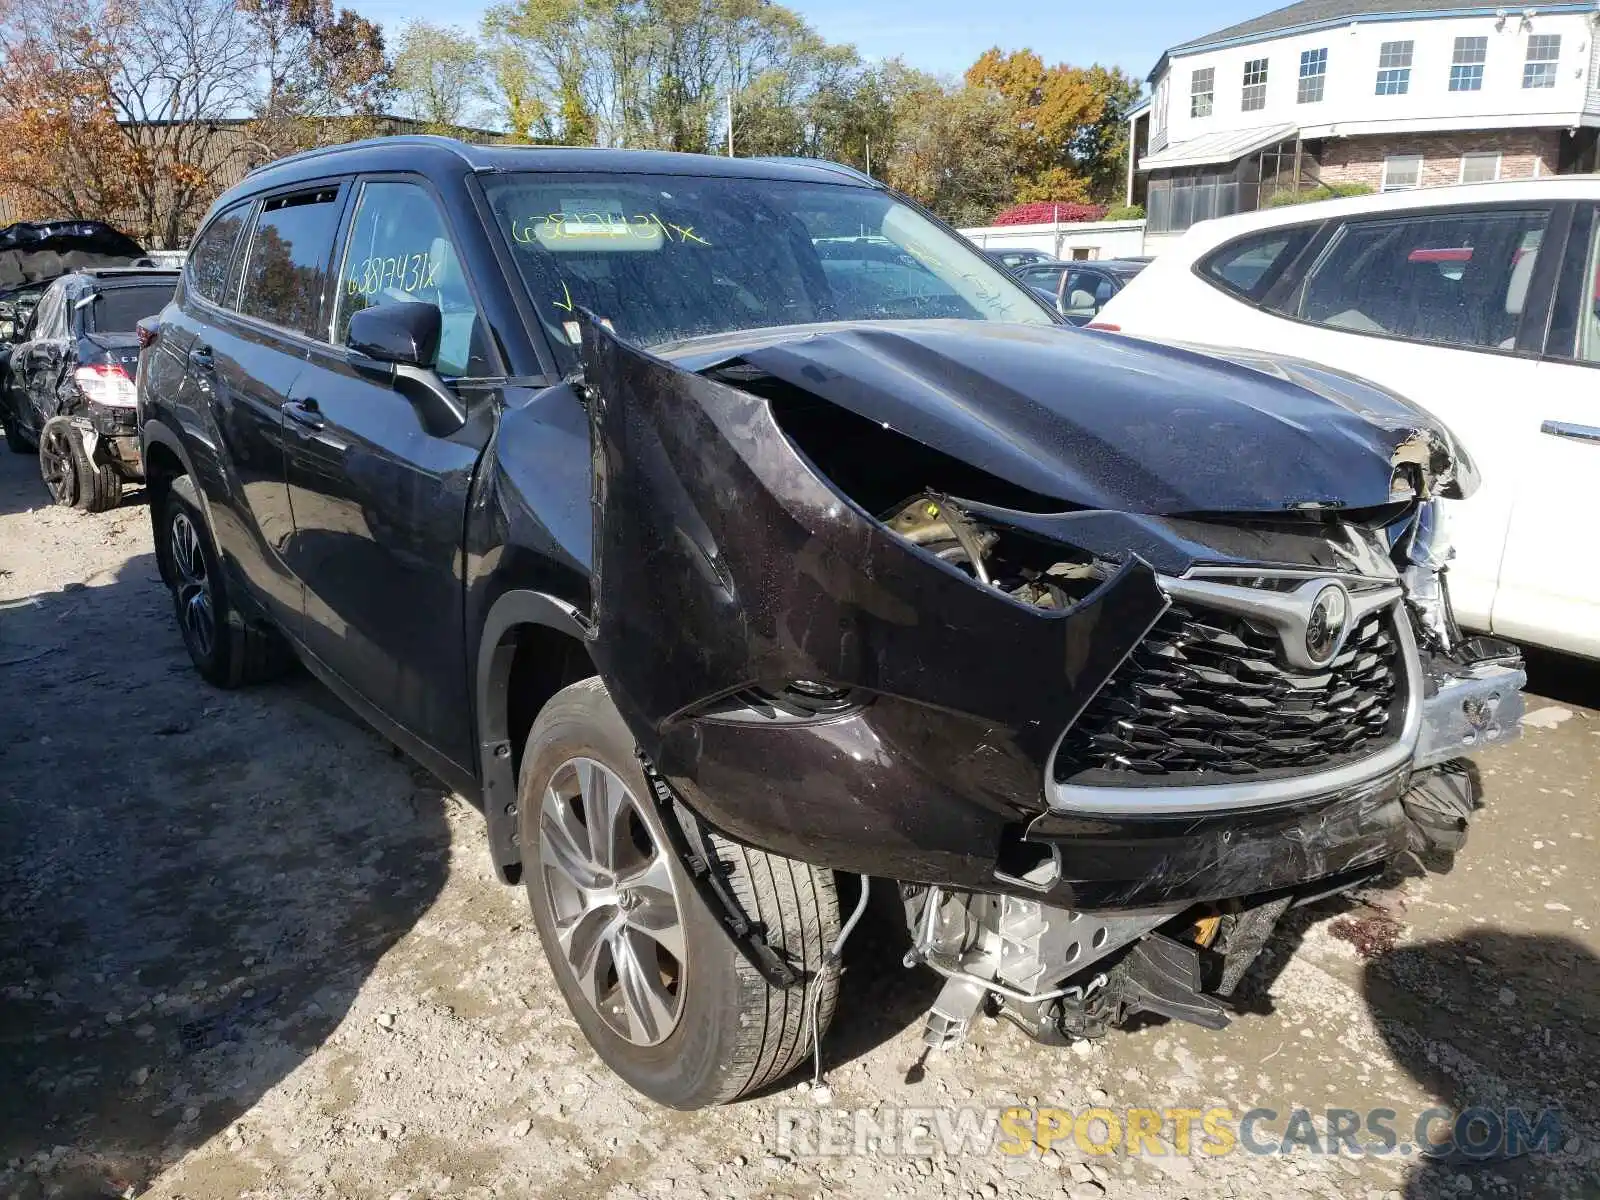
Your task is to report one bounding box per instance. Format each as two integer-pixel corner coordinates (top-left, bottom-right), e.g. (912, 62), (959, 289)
(237, 188), (343, 336)
(188, 203), (250, 305)
(1200, 225), (1317, 301)
(89, 283), (177, 333)
(1287, 208), (1549, 351)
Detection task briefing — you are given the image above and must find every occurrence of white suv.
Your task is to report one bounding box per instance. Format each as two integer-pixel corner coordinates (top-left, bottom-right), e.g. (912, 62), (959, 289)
(1095, 179), (1600, 661)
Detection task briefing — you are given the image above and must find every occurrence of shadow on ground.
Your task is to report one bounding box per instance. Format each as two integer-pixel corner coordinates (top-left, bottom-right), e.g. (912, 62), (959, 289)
(1357, 930), (1600, 1199)
(0, 548), (452, 1198)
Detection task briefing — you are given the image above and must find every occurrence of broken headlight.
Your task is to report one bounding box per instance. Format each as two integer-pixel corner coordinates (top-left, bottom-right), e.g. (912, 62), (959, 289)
(1395, 499), (1459, 650)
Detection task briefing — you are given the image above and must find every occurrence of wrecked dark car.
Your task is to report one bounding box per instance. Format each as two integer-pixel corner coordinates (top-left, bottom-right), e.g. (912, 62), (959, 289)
(138, 138), (1526, 1110)
(0, 220), (148, 343)
(3, 267), (178, 509)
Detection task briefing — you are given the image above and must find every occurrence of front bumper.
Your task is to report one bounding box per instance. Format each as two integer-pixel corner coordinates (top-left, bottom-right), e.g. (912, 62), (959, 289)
(660, 629), (1523, 914)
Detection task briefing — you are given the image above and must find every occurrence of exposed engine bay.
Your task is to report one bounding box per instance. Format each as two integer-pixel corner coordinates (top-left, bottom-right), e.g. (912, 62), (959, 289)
(579, 316), (1527, 1052)
(880, 488), (1522, 1049)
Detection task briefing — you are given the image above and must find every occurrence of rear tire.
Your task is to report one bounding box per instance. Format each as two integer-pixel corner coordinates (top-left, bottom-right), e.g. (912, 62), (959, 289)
(519, 678), (840, 1108)
(156, 479), (290, 687)
(37, 416), (120, 511)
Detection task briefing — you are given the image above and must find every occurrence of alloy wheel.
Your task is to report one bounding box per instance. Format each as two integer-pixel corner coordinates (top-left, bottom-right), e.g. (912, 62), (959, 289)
(39, 426), (74, 505)
(538, 757), (686, 1047)
(169, 510), (215, 660)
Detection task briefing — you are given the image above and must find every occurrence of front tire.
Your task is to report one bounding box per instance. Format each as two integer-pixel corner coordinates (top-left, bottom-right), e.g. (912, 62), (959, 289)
(519, 678), (840, 1108)
(157, 480), (288, 687)
(3, 412), (31, 453)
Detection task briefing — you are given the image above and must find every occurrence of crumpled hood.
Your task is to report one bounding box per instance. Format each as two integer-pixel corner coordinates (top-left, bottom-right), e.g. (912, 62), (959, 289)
(661, 320), (1474, 516)
(0, 221), (146, 293)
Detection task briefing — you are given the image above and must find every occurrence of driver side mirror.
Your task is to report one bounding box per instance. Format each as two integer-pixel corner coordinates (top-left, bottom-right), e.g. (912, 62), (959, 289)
(346, 302), (441, 369)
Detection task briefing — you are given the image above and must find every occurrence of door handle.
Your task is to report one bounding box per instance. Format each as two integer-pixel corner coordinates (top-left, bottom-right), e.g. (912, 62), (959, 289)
(190, 345), (215, 372)
(1540, 420), (1600, 445)
(282, 397), (325, 430)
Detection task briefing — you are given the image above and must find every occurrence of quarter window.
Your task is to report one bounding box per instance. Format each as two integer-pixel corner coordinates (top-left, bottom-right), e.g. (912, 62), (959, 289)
(1288, 209), (1550, 351)
(1298, 48), (1327, 103)
(1191, 67), (1215, 117)
(1199, 225), (1319, 302)
(187, 203), (250, 306)
(1524, 34), (1560, 88)
(1381, 155), (1423, 192)
(1450, 36), (1487, 91)
(1460, 152), (1502, 183)
(334, 180), (487, 377)
(237, 188), (343, 336)
(1242, 58), (1269, 111)
(1376, 40), (1413, 95)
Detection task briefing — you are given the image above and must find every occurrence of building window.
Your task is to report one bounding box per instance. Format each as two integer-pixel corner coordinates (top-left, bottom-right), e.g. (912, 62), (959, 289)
(1191, 67), (1215, 117)
(1381, 154), (1423, 191)
(1460, 152), (1502, 183)
(1450, 36), (1487, 91)
(1376, 40), (1413, 95)
(1524, 34), (1561, 89)
(1298, 48), (1327, 103)
(1242, 58), (1269, 111)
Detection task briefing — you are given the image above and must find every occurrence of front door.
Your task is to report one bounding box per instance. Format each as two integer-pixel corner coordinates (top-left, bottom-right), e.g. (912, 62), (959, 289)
(282, 177), (494, 770)
(1494, 203), (1600, 657)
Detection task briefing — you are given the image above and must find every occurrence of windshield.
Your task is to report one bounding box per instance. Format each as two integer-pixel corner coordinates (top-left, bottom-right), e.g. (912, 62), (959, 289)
(482, 172), (1052, 359)
(89, 283), (176, 333)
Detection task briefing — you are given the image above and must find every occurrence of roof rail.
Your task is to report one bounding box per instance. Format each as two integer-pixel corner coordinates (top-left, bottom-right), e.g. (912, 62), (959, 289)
(755, 156), (879, 186)
(245, 134), (474, 177)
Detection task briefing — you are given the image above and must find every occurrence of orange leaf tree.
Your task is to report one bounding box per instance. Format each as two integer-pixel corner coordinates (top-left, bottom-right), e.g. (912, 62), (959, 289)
(965, 47), (1140, 209)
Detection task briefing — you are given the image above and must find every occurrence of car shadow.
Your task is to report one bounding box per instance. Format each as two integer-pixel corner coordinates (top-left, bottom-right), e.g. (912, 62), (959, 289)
(0, 547), (452, 1198)
(1361, 931), (1599, 1199)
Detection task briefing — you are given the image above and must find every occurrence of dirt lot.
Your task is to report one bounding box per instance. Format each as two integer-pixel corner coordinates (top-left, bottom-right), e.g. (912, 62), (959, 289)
(2, 445), (1598, 1200)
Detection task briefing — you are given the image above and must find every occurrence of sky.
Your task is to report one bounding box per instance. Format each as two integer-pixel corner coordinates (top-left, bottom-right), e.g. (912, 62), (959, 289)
(356, 0), (1274, 85)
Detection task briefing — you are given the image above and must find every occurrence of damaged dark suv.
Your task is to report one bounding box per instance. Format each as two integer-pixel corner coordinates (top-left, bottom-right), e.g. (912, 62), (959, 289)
(139, 137), (1526, 1109)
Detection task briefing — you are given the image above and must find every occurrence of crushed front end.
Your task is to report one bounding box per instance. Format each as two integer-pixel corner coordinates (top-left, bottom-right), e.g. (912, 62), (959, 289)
(580, 318), (1526, 1051)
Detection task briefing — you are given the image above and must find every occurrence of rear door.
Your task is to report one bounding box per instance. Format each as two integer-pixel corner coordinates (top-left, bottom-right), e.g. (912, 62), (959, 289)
(1494, 203), (1600, 656)
(17, 283), (69, 431)
(282, 175), (494, 771)
(183, 185), (348, 629)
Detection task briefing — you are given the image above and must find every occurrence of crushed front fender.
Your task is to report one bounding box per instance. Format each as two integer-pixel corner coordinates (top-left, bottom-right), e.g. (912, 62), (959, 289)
(581, 321), (1169, 880)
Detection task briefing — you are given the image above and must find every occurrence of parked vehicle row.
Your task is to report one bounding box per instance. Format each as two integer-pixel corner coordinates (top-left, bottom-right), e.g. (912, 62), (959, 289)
(0, 221), (178, 511)
(131, 136), (1524, 1110)
(1016, 257), (1149, 325)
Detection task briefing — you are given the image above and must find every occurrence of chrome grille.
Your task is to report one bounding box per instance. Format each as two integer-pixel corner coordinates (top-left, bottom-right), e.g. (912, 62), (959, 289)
(1053, 600), (1406, 783)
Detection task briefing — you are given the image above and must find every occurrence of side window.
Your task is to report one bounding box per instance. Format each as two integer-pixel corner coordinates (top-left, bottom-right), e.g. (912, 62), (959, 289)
(334, 180), (485, 377)
(188, 202), (250, 306)
(1063, 271), (1110, 318)
(237, 187), (344, 336)
(1291, 208), (1549, 351)
(1199, 225), (1318, 302)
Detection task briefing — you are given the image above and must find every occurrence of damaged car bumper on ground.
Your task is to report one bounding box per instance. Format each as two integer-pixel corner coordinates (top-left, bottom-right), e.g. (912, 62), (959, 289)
(582, 318), (1526, 1048)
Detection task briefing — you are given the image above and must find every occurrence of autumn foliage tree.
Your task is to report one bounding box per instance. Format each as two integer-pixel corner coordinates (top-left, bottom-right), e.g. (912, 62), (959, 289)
(966, 48), (1140, 206)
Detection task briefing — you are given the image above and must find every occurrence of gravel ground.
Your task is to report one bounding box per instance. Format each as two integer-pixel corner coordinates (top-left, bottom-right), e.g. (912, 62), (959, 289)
(2, 445), (1598, 1200)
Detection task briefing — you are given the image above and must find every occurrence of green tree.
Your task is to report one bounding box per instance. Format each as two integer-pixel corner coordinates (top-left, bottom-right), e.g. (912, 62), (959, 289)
(883, 67), (1014, 227)
(391, 21), (486, 131)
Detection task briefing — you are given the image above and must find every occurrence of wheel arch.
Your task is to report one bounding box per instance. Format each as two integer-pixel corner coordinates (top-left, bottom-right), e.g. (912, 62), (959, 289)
(141, 418), (204, 519)
(475, 589), (597, 884)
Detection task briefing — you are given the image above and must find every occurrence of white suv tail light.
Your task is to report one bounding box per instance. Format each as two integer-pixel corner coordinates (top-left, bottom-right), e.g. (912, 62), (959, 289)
(74, 363), (138, 407)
